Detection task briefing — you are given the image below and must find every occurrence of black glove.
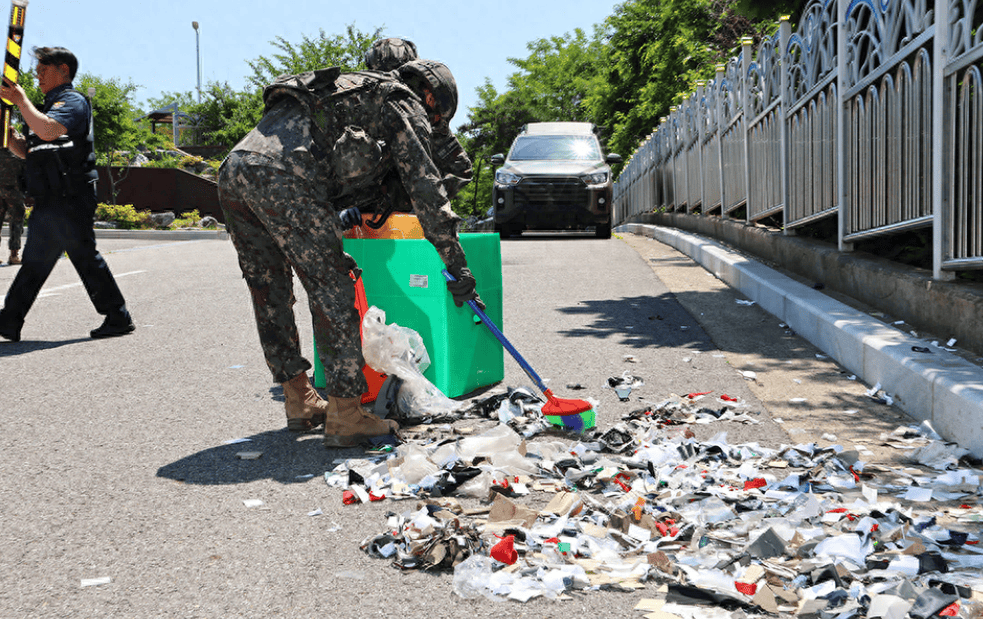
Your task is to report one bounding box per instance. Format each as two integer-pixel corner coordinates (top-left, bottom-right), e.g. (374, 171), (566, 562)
(338, 206), (362, 230)
(446, 266), (485, 311)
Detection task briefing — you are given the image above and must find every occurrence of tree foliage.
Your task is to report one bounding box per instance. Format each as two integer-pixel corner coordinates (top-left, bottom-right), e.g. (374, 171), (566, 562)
(246, 24), (381, 88)
(457, 0), (795, 188)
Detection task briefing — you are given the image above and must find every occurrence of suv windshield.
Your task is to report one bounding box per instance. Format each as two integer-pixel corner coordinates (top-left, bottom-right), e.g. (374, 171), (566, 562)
(508, 135), (601, 161)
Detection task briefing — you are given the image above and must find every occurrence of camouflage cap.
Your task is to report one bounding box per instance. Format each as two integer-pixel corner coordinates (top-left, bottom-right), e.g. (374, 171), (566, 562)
(365, 38), (418, 72)
(397, 59), (458, 122)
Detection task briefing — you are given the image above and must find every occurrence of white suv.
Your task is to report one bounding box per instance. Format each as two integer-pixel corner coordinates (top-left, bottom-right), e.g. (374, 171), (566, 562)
(490, 122), (622, 239)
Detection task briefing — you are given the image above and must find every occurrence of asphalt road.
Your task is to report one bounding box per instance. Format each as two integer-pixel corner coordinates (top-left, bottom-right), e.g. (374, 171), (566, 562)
(0, 231), (911, 618)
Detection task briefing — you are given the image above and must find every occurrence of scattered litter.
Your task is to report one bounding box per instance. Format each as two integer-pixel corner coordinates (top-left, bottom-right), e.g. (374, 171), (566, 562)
(735, 299), (756, 306)
(228, 365), (245, 369)
(913, 346), (932, 353)
(948, 338), (958, 347)
(793, 378), (802, 384)
(296, 474), (315, 480)
(893, 320), (905, 325)
(843, 409), (859, 415)
(815, 354), (827, 360)
(848, 374), (857, 380)
(821, 433), (837, 441)
(308, 508), (323, 517)
(242, 499), (264, 508)
(608, 372), (644, 402)
(740, 370), (757, 381)
(331, 388), (983, 610)
(81, 577), (111, 588)
(680, 326), (689, 330)
(624, 355), (638, 363)
(222, 438), (252, 445)
(790, 397), (807, 403)
(236, 451), (262, 460)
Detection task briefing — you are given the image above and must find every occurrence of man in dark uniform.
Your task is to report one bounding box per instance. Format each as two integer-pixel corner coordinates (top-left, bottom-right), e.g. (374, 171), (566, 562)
(0, 148), (25, 265)
(218, 58), (483, 447)
(0, 46), (134, 342)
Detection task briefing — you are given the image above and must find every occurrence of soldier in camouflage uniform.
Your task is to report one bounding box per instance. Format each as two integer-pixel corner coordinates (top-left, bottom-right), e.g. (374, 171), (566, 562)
(218, 59), (484, 447)
(363, 39), (473, 218)
(0, 148), (25, 265)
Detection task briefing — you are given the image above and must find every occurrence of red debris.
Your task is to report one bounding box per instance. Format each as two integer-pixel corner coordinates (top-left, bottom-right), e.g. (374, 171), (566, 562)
(734, 581), (757, 596)
(685, 391), (713, 399)
(744, 478), (767, 490)
(342, 490), (358, 505)
(720, 394), (738, 402)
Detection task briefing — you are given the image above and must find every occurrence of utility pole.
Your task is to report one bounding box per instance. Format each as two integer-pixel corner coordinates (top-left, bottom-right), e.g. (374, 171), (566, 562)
(192, 21), (201, 105)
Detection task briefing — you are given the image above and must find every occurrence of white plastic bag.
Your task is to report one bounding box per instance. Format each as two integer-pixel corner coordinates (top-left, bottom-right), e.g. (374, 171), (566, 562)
(361, 306), (464, 422)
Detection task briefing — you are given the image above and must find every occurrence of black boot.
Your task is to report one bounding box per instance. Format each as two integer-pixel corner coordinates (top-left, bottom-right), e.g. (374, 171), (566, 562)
(0, 308), (22, 342)
(91, 311), (135, 339)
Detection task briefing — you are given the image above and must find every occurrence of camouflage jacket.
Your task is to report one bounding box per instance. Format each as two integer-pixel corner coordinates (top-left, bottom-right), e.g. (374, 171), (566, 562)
(232, 68), (467, 270)
(0, 148), (25, 199)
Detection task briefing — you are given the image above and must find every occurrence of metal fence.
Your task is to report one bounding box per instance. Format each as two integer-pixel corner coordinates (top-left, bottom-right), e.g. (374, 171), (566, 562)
(612, 0), (983, 279)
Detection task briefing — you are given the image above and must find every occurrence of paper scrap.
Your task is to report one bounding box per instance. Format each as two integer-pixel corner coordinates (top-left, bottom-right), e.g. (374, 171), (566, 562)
(243, 499), (264, 508)
(223, 438), (252, 445)
(81, 577), (111, 588)
(308, 508), (323, 517)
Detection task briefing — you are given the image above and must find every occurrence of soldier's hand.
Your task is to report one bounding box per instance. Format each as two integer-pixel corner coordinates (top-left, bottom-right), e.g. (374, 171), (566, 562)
(445, 266), (485, 311)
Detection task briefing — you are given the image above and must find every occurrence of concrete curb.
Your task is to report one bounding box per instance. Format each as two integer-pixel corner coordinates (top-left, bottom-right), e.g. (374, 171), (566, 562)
(617, 222), (983, 457)
(2, 224), (229, 242)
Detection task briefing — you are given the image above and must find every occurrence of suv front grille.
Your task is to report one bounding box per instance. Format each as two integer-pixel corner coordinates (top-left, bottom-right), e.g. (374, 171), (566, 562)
(514, 176), (589, 209)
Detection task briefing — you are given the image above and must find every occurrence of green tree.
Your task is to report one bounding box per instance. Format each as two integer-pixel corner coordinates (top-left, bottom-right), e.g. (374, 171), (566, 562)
(246, 23), (382, 88)
(584, 0), (777, 163)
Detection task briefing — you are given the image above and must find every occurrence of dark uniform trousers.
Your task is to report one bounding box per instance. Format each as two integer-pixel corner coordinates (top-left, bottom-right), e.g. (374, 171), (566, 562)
(2, 186), (126, 324)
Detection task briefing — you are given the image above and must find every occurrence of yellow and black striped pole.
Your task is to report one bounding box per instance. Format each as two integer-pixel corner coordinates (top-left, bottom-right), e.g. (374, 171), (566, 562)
(1, 0), (27, 150)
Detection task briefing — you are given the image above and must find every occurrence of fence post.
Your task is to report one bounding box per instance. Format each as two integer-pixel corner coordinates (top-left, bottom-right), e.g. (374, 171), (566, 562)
(741, 38), (754, 223)
(696, 82), (706, 214)
(931, 0), (954, 280)
(779, 16), (793, 235)
(836, 0), (851, 252)
(716, 64), (727, 218)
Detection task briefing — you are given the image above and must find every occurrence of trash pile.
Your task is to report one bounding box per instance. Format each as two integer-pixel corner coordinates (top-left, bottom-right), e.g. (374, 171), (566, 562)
(325, 393), (983, 616)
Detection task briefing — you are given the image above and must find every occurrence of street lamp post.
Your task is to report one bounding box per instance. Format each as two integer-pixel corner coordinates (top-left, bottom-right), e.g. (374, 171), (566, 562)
(192, 21), (201, 105)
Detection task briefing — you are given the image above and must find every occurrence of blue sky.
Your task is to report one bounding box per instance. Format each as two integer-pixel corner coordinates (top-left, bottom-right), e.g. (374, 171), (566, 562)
(20, 0), (623, 122)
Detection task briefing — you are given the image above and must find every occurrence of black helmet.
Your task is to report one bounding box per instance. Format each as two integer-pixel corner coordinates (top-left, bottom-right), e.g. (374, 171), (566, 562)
(397, 59), (458, 122)
(364, 38), (418, 72)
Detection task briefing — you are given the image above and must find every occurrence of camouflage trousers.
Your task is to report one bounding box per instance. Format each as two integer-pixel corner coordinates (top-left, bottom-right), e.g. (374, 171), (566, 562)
(218, 151), (367, 397)
(0, 195), (25, 251)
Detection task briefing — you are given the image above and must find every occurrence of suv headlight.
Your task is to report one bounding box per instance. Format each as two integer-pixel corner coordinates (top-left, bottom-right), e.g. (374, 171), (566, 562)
(581, 170), (609, 185)
(495, 170), (521, 186)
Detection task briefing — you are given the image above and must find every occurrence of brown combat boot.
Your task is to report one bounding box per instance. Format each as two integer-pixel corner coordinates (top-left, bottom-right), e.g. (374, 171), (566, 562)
(282, 373), (328, 432)
(7, 249), (20, 265)
(323, 396), (399, 447)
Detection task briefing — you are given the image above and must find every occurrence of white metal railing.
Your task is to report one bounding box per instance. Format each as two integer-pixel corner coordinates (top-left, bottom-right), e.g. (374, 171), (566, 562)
(613, 0), (983, 278)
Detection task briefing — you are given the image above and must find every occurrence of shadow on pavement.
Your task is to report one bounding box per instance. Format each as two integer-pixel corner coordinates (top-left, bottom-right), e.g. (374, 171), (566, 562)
(156, 428), (368, 486)
(556, 293), (717, 350)
(0, 337), (90, 356)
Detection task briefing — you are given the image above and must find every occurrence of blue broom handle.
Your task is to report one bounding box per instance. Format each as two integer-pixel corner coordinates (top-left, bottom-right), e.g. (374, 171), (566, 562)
(442, 269), (550, 396)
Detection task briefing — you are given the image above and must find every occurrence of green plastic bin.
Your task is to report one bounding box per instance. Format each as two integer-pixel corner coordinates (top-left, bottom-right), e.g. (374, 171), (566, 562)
(313, 233), (504, 398)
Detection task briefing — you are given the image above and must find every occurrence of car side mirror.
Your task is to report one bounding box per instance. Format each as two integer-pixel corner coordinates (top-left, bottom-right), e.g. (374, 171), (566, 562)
(605, 153), (623, 165)
(490, 154), (505, 166)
